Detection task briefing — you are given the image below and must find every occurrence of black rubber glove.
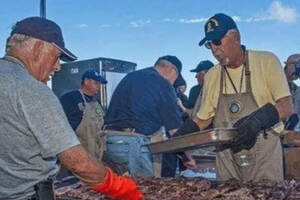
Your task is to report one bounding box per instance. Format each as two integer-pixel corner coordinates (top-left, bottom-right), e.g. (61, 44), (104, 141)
(284, 113), (299, 130)
(172, 118), (200, 137)
(231, 103), (279, 153)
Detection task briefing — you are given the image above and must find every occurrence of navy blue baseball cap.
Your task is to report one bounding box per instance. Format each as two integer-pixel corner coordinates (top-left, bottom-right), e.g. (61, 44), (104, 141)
(199, 13), (238, 46)
(11, 17), (77, 62)
(82, 69), (107, 84)
(156, 55), (182, 74)
(190, 60), (214, 72)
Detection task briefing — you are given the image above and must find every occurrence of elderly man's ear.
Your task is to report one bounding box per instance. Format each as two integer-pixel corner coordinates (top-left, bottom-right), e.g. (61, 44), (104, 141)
(32, 40), (44, 62)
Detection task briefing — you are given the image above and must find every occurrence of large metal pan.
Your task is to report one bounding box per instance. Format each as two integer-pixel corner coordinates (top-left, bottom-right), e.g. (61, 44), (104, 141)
(148, 128), (237, 154)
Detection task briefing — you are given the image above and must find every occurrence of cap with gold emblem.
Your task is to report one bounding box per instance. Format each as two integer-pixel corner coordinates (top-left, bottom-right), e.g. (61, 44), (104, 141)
(199, 13), (238, 46)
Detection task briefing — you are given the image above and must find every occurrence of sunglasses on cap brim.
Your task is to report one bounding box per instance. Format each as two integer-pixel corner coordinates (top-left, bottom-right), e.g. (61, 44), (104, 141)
(204, 40), (222, 49)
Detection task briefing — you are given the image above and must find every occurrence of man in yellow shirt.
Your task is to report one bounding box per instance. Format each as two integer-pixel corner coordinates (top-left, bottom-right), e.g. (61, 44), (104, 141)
(191, 13), (293, 182)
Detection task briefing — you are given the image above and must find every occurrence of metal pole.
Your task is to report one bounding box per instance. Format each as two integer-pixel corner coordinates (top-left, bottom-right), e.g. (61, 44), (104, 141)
(99, 60), (108, 111)
(40, 0), (46, 18)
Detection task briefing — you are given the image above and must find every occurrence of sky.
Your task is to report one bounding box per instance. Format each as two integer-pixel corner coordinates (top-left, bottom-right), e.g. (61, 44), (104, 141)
(0, 0), (300, 92)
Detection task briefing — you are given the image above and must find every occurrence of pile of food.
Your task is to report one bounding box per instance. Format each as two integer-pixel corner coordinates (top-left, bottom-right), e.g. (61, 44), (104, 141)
(55, 182), (106, 200)
(55, 177), (300, 200)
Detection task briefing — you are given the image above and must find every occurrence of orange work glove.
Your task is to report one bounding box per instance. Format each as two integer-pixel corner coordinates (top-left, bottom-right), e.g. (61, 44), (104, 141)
(92, 168), (143, 200)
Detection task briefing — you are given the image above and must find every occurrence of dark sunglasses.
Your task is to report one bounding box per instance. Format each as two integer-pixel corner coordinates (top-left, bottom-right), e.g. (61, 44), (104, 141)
(204, 40), (222, 49)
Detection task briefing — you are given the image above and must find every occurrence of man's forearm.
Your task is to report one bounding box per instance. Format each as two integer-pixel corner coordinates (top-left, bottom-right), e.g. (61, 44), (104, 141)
(275, 96), (294, 121)
(58, 145), (106, 187)
(195, 117), (213, 130)
(59, 145), (143, 200)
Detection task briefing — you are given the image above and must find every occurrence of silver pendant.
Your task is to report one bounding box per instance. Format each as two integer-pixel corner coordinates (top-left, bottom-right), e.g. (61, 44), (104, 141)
(230, 102), (241, 114)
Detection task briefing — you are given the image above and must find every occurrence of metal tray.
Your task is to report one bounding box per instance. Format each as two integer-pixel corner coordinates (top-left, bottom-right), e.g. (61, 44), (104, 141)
(148, 128), (237, 154)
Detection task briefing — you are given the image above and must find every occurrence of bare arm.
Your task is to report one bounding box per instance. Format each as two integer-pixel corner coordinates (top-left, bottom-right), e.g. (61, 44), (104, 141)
(275, 96), (294, 121)
(185, 108), (193, 117)
(58, 144), (106, 187)
(193, 96), (290, 130)
(177, 98), (187, 113)
(195, 117), (213, 130)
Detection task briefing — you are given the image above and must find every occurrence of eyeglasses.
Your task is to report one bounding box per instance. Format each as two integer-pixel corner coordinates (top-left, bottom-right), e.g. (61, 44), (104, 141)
(204, 40), (222, 49)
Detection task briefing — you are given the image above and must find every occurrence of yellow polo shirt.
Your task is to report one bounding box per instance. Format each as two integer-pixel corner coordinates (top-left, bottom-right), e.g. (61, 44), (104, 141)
(197, 50), (290, 125)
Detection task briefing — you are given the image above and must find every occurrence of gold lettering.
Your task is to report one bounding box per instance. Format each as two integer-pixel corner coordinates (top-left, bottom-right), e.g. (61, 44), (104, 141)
(210, 18), (219, 26)
(206, 18), (219, 33)
(206, 22), (213, 32)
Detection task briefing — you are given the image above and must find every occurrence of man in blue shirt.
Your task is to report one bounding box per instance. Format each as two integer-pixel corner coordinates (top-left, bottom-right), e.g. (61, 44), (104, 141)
(104, 55), (183, 176)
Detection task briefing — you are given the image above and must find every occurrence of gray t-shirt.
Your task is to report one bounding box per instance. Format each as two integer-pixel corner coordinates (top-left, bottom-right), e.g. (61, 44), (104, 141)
(0, 58), (80, 200)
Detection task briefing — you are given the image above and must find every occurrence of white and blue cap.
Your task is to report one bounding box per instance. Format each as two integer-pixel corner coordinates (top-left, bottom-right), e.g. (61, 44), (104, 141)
(199, 13), (238, 46)
(81, 69), (107, 84)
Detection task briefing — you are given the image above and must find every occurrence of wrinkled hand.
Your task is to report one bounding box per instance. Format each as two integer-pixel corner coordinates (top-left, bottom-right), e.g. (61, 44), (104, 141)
(183, 155), (197, 170)
(177, 152), (197, 170)
(92, 168), (143, 200)
(283, 130), (300, 147)
(283, 130), (297, 142)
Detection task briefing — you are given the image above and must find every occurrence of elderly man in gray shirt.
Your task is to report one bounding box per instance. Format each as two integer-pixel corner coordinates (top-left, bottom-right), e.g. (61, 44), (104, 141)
(0, 17), (142, 200)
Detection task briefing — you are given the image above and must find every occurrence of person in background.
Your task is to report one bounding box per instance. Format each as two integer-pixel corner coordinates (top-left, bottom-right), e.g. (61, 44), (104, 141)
(284, 54), (300, 115)
(0, 16), (142, 200)
(174, 74), (189, 113)
(161, 75), (189, 177)
(175, 13), (294, 182)
(104, 55), (195, 177)
(60, 69), (107, 162)
(283, 54), (300, 145)
(58, 69), (119, 182)
(170, 62), (215, 178)
(188, 60), (214, 119)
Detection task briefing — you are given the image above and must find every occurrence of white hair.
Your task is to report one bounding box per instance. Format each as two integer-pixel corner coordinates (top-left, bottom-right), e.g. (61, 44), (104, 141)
(6, 33), (34, 54)
(6, 33), (53, 55)
(155, 59), (173, 68)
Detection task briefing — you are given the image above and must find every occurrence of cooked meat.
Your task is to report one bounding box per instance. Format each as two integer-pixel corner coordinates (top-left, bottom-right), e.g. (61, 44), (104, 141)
(55, 177), (300, 200)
